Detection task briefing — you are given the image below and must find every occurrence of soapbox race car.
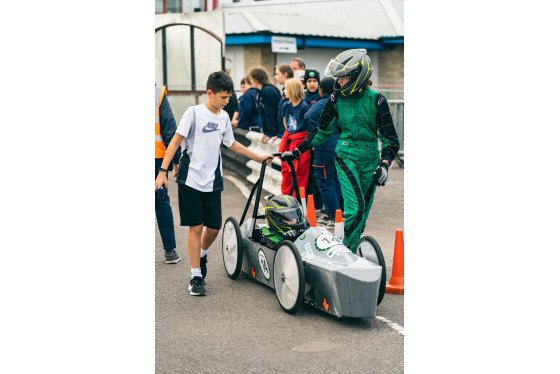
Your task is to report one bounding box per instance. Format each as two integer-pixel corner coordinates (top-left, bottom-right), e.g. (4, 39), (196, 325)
(221, 153), (386, 318)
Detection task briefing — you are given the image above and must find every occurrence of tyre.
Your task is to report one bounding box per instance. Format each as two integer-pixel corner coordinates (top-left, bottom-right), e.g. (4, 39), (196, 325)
(222, 217), (243, 279)
(273, 241), (305, 314)
(356, 236), (386, 305)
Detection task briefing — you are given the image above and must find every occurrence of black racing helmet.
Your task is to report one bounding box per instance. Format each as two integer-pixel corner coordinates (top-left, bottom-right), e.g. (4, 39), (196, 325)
(265, 195), (309, 235)
(324, 49), (372, 98)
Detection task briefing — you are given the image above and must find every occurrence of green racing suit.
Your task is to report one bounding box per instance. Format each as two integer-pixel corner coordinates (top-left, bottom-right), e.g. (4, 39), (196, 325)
(298, 88), (400, 251)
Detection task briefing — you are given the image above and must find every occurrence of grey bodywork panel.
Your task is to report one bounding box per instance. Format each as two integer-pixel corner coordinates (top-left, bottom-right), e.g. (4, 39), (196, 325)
(238, 221), (382, 318)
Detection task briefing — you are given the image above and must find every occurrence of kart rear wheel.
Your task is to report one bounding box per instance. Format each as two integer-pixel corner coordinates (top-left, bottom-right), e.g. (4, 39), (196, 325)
(222, 217), (243, 279)
(356, 236), (386, 305)
(273, 241), (305, 314)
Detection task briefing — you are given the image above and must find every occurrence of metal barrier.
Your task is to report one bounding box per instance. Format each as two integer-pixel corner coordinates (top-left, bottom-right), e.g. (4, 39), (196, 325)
(244, 131), (282, 196)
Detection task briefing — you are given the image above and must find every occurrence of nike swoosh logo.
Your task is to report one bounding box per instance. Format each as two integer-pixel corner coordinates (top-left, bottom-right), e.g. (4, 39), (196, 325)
(202, 122), (220, 133)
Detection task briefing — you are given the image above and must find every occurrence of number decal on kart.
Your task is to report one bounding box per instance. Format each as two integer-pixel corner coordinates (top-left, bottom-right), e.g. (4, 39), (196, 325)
(258, 249), (270, 280)
(315, 233), (342, 251)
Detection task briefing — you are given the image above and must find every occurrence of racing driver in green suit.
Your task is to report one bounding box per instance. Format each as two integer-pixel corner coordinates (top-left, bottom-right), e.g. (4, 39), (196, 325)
(281, 49), (400, 252)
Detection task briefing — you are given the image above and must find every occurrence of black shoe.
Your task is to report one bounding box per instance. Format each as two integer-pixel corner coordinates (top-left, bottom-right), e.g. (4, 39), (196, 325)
(165, 249), (181, 264)
(188, 276), (206, 296)
(317, 215), (335, 227)
(200, 255), (208, 279)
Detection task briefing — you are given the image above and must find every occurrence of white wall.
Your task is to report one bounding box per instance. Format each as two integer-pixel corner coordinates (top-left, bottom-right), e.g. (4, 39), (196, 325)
(225, 45), (246, 91)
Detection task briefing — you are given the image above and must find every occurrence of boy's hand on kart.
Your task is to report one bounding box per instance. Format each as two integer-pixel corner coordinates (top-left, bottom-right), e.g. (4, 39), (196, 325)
(373, 160), (390, 186)
(280, 149), (301, 162)
(258, 154), (274, 164)
(282, 230), (299, 240)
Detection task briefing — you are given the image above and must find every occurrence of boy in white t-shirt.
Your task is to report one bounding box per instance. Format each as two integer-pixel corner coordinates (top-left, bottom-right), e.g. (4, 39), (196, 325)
(155, 71), (272, 296)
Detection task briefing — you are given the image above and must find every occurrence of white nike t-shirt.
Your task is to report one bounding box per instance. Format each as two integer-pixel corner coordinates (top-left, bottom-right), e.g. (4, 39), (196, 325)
(175, 103), (235, 192)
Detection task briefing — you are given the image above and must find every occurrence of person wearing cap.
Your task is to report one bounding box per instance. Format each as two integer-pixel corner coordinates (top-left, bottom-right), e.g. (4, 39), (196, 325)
(303, 68), (321, 105)
(280, 49), (400, 252)
(302, 68), (323, 212)
(303, 76), (343, 227)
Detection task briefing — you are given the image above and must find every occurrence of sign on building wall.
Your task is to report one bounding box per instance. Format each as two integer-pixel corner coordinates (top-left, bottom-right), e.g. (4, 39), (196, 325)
(271, 36), (297, 53)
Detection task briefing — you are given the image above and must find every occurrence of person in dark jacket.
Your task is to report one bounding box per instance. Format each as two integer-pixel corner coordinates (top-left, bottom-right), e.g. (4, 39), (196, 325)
(304, 68), (321, 105)
(303, 77), (343, 226)
(249, 67), (281, 144)
(155, 83), (181, 264)
(223, 89), (238, 121)
(303, 68), (323, 211)
(232, 76), (261, 131)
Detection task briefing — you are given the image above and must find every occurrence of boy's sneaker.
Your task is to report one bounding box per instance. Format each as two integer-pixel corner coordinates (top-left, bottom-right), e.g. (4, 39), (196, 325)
(200, 255), (208, 279)
(317, 215), (335, 227)
(188, 276), (206, 296)
(165, 249), (181, 264)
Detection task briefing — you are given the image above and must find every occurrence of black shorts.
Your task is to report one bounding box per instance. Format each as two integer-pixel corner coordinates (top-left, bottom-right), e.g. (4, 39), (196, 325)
(177, 184), (222, 230)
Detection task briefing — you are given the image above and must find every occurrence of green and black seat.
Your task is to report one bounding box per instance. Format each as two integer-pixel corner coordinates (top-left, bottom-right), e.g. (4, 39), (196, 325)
(260, 226), (283, 250)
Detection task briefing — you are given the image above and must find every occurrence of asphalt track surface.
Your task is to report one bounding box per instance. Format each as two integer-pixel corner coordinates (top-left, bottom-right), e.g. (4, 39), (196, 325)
(155, 166), (404, 374)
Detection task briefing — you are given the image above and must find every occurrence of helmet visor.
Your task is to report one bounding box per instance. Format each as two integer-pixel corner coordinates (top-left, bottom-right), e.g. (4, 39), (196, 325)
(324, 59), (352, 78)
(277, 208), (303, 225)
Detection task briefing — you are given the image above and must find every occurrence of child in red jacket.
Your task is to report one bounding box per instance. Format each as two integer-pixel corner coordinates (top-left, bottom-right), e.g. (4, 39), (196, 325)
(278, 78), (311, 196)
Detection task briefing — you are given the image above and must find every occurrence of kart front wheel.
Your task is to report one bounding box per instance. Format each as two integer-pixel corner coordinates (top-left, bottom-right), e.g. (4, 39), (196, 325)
(273, 241), (305, 314)
(356, 236), (386, 305)
(222, 217), (243, 279)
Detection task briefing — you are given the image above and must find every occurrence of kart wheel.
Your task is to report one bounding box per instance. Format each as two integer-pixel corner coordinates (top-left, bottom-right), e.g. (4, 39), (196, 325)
(356, 236), (386, 305)
(222, 217), (243, 279)
(273, 241), (305, 314)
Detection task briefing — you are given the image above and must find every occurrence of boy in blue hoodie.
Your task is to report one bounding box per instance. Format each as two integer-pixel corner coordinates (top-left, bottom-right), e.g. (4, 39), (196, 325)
(232, 76), (261, 131)
(303, 77), (343, 226)
(303, 68), (321, 105)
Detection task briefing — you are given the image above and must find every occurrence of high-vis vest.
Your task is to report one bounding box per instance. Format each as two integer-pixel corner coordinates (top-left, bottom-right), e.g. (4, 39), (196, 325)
(155, 84), (166, 158)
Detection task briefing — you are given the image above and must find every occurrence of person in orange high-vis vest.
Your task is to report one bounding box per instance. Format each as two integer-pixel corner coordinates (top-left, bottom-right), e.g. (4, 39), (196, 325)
(155, 83), (181, 264)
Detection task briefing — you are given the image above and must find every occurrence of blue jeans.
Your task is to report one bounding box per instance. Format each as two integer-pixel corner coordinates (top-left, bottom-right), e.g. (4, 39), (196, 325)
(155, 158), (176, 251)
(313, 150), (341, 219)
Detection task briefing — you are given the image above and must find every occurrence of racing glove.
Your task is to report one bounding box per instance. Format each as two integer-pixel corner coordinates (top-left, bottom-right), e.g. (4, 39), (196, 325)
(282, 230), (299, 240)
(373, 160), (390, 186)
(280, 149), (301, 162)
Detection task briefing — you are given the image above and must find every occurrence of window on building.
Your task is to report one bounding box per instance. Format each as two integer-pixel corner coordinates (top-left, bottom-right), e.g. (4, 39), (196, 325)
(155, 0), (164, 13)
(155, 0), (183, 14)
(167, 0), (181, 13)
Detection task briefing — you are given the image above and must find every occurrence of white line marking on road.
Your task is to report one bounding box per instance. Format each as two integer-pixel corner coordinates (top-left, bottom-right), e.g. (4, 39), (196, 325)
(224, 174), (264, 210)
(375, 316), (404, 336)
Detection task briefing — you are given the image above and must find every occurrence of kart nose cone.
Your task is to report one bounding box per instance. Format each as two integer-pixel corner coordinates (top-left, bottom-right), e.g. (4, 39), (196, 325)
(332, 267), (382, 318)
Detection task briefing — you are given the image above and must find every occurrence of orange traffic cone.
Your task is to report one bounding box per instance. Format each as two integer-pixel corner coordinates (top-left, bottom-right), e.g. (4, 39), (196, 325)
(299, 187), (306, 213)
(386, 229), (404, 294)
(306, 194), (317, 227)
(334, 209), (344, 240)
